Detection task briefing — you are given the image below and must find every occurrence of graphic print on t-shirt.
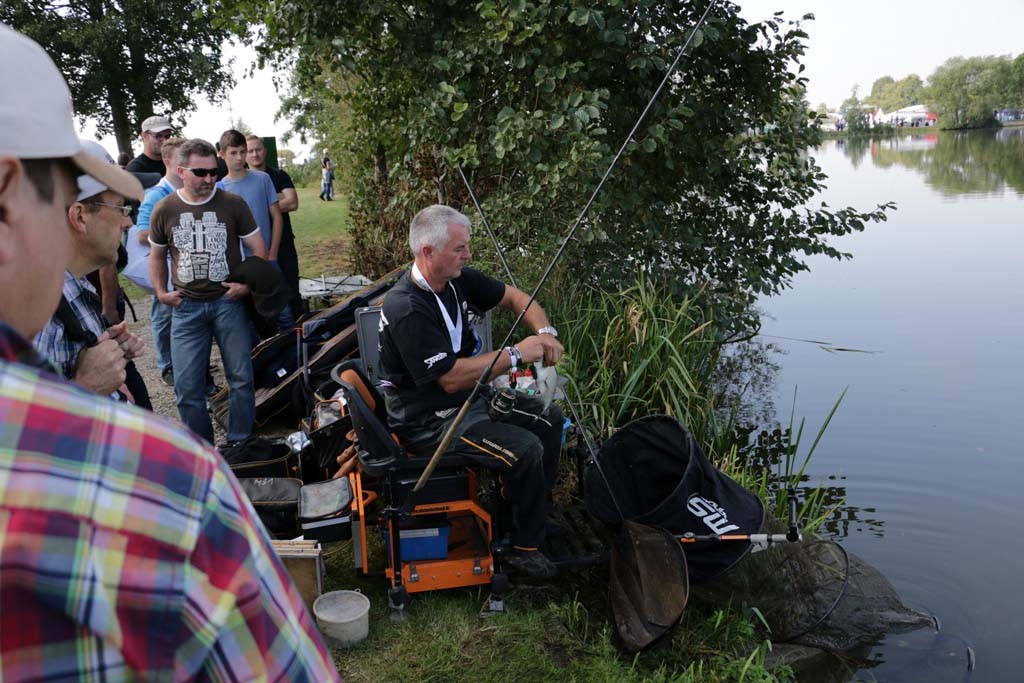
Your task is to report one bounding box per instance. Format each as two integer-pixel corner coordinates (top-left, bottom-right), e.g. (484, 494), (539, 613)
(173, 211), (229, 283)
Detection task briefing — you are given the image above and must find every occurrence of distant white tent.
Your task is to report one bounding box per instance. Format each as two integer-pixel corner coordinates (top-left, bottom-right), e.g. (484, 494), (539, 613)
(882, 105), (936, 125)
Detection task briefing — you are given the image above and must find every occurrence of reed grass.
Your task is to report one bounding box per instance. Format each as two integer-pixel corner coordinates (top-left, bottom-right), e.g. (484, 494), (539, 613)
(557, 275), (719, 445)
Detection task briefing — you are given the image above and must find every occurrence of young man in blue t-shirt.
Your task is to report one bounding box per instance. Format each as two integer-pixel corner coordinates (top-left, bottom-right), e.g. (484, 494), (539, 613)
(216, 129), (292, 331)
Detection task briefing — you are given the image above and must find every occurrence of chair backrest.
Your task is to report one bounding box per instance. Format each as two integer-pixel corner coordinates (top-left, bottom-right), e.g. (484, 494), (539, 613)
(354, 306), (384, 383)
(333, 359), (402, 473)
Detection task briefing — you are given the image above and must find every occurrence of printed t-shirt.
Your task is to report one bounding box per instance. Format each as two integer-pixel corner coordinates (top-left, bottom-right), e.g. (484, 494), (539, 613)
(148, 188), (259, 301)
(378, 267), (504, 442)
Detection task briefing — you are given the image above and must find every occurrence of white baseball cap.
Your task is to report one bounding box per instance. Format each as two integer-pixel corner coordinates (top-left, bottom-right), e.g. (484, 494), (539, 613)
(141, 115), (173, 134)
(0, 23), (143, 201)
(75, 139), (123, 201)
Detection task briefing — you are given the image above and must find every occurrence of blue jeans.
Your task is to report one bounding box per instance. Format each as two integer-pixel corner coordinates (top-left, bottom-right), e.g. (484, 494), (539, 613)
(171, 296), (255, 444)
(151, 295), (173, 373)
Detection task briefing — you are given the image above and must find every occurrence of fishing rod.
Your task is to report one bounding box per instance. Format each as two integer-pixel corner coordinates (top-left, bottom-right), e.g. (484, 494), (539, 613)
(455, 165), (626, 520)
(414, 0), (720, 492)
(679, 487), (802, 551)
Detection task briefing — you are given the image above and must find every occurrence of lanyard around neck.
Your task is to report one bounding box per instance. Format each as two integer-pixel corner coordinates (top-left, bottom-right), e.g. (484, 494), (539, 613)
(411, 263), (462, 353)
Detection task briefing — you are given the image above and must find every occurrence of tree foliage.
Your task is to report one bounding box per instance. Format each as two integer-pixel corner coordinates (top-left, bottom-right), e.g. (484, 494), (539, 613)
(217, 0), (891, 315)
(926, 56), (1013, 128)
(1012, 54), (1024, 107)
(2, 0), (234, 155)
(867, 74), (925, 112)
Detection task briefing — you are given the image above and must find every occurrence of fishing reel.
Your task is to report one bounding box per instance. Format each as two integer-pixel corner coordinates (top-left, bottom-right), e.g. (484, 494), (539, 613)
(487, 385), (517, 422)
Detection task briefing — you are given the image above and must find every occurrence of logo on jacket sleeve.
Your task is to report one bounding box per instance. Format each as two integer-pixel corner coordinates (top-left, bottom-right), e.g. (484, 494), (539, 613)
(424, 351), (448, 369)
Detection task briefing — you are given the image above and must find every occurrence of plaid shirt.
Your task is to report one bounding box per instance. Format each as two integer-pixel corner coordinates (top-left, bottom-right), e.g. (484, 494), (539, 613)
(32, 271), (107, 381)
(1, 321), (340, 682)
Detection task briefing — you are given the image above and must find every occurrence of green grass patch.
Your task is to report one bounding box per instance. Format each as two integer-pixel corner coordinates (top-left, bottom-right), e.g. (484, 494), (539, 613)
(320, 543), (789, 683)
(292, 187), (353, 277)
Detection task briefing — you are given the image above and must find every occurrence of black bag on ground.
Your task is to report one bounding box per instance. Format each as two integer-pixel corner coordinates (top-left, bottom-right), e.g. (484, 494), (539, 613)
(300, 413), (352, 481)
(239, 477), (302, 538)
(220, 436), (297, 479)
(585, 415), (765, 582)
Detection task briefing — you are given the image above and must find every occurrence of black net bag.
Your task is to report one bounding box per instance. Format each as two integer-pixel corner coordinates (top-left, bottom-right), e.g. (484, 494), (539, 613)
(585, 415), (765, 582)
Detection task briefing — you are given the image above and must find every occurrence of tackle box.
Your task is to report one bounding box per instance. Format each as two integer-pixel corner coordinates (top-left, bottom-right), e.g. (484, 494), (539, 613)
(298, 477), (354, 542)
(381, 513), (451, 561)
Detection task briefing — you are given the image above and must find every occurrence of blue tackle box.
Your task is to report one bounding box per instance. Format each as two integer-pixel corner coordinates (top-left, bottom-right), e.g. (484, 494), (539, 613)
(381, 514), (451, 561)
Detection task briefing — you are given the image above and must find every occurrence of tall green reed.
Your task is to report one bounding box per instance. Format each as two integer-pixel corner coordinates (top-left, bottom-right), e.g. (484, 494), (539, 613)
(556, 274), (720, 445)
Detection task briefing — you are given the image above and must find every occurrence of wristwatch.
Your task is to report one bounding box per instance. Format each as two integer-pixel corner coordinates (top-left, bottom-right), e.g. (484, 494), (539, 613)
(538, 325), (559, 337)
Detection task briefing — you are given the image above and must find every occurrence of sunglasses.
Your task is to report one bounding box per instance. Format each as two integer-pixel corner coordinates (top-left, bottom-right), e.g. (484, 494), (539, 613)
(86, 201), (132, 217)
(182, 167), (218, 178)
(147, 131), (173, 140)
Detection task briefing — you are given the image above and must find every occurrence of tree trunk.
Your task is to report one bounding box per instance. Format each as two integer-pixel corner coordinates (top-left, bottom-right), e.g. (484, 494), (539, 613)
(109, 95), (135, 158)
(374, 142), (388, 184)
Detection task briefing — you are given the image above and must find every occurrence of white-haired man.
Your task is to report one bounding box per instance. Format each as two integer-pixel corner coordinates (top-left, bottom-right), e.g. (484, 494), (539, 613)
(378, 204), (566, 578)
(0, 23), (339, 680)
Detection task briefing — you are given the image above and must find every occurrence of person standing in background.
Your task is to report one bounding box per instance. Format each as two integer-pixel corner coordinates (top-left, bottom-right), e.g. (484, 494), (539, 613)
(217, 129), (293, 331)
(246, 134), (304, 320)
(319, 150), (335, 201)
(126, 115), (173, 175)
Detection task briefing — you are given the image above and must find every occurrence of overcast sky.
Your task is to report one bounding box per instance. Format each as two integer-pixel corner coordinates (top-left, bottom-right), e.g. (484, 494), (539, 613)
(737, 0), (1024, 108)
(81, 1), (1024, 159)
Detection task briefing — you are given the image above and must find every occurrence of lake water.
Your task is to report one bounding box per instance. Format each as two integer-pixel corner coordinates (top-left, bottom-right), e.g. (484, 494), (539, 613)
(757, 128), (1024, 681)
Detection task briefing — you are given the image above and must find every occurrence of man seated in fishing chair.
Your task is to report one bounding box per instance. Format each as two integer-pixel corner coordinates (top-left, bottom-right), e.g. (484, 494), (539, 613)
(378, 204), (566, 579)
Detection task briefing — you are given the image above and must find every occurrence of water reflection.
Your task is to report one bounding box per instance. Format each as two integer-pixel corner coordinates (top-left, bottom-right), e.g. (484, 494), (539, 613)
(828, 127), (1024, 197)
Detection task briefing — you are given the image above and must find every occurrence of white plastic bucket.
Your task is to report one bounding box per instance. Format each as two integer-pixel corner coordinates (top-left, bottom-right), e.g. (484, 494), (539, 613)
(313, 589), (370, 648)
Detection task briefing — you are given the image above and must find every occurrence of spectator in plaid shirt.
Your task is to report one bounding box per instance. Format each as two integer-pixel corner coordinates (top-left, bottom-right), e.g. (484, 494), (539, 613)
(33, 139), (146, 401)
(0, 23), (340, 682)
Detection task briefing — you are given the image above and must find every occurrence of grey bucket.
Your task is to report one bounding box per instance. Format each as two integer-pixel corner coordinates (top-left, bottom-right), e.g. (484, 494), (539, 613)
(313, 589), (370, 648)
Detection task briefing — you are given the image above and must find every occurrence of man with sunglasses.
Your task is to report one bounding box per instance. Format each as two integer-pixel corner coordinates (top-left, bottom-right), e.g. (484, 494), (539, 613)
(149, 138), (268, 444)
(33, 139), (148, 402)
(126, 115), (173, 175)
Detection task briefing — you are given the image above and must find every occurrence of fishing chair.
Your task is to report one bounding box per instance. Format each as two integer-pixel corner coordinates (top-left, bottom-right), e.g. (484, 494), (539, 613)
(333, 357), (510, 615)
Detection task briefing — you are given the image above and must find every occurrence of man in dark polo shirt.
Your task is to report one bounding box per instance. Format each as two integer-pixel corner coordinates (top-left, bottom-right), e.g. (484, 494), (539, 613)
(246, 134), (303, 319)
(378, 204), (566, 578)
(148, 138), (268, 444)
(126, 115), (173, 175)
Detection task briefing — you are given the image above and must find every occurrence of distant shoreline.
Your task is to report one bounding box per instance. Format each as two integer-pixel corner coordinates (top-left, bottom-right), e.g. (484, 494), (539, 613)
(821, 120), (1022, 139)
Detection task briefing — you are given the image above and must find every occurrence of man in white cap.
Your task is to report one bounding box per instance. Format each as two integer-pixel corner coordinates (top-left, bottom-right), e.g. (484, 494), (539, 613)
(0, 23), (340, 682)
(33, 139), (148, 403)
(126, 114), (173, 175)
